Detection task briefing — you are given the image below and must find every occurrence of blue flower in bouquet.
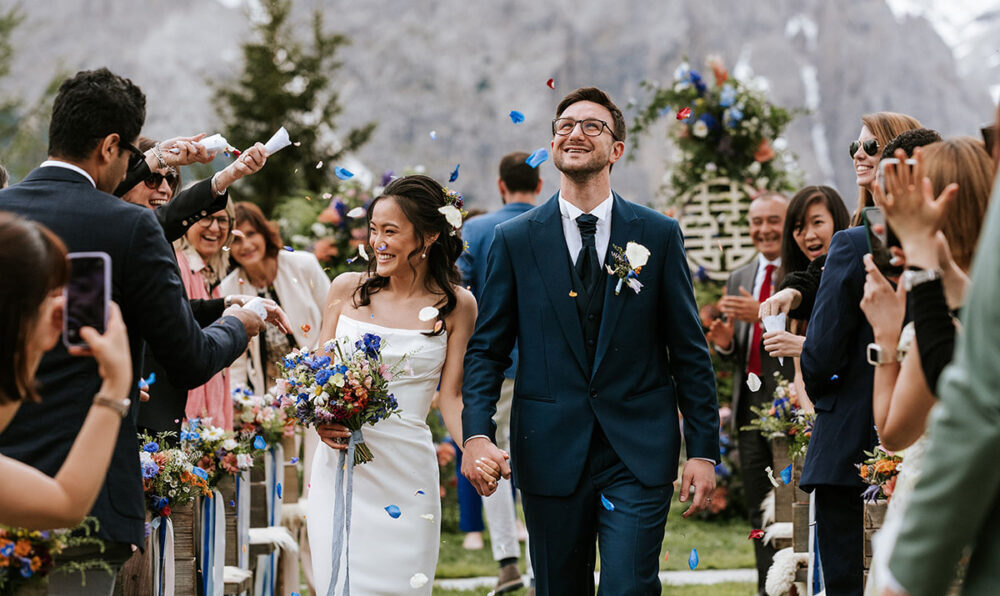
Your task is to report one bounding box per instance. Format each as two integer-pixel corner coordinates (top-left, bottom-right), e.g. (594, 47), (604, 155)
(142, 441), (159, 453)
(719, 84), (736, 107)
(141, 459), (160, 479)
(355, 333), (382, 359)
(773, 396), (790, 417)
(687, 70), (707, 95)
(315, 368), (332, 387)
(20, 557), (33, 578)
(697, 112), (720, 133)
(1, 542), (14, 556)
(725, 106), (744, 128)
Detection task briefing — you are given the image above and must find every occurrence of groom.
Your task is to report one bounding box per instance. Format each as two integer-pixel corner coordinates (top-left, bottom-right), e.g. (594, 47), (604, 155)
(461, 87), (720, 594)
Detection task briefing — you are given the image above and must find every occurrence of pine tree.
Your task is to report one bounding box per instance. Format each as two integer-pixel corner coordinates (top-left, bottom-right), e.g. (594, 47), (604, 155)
(0, 6), (24, 144)
(215, 0), (374, 216)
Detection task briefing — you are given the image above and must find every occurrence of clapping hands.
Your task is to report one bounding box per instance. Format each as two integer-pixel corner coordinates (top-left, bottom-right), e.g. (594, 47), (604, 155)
(719, 287), (760, 323)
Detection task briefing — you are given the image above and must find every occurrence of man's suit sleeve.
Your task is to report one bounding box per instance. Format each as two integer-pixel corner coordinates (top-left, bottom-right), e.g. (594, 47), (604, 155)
(661, 221), (721, 461)
(123, 210), (248, 389)
(155, 179), (228, 242)
(801, 230), (863, 396)
(461, 225), (518, 444)
(114, 160), (150, 198)
(887, 189), (1000, 596)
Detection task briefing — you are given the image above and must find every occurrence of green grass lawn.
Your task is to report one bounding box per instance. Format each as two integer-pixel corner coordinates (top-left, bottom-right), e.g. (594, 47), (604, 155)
(432, 582), (756, 595)
(436, 493), (755, 578)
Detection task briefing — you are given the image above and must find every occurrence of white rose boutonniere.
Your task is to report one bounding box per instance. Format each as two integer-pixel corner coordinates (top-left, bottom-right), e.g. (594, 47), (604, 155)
(606, 241), (649, 295)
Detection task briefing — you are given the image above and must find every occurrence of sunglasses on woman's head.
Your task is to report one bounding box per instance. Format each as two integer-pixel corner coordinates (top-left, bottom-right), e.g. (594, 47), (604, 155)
(144, 171), (178, 190)
(850, 139), (879, 158)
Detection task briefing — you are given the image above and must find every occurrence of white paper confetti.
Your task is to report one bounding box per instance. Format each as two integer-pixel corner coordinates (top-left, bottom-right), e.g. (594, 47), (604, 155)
(358, 244), (369, 261)
(746, 372), (762, 392)
(347, 206), (366, 218)
(762, 313), (787, 365)
(409, 573), (429, 588)
(418, 306), (439, 322)
(419, 514), (435, 522)
(764, 466), (780, 488)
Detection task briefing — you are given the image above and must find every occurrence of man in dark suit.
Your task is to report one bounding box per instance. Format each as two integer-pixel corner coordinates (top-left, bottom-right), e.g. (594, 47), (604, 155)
(461, 87), (720, 594)
(800, 227), (879, 595)
(0, 68), (264, 594)
(708, 192), (794, 595)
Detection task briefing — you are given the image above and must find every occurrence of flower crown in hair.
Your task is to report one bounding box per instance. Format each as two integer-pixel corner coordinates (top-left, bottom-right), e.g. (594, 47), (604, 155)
(438, 186), (466, 233)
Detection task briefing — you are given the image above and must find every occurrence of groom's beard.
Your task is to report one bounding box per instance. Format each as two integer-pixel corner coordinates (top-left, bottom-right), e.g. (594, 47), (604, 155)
(553, 147), (611, 182)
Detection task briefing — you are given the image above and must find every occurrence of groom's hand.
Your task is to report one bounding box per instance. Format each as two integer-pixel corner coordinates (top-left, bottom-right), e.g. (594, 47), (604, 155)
(679, 458), (716, 518)
(461, 437), (510, 497)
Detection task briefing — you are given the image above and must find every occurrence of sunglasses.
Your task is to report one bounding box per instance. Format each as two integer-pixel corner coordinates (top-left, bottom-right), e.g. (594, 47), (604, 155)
(144, 170), (178, 190)
(850, 139), (879, 158)
(119, 139), (145, 170)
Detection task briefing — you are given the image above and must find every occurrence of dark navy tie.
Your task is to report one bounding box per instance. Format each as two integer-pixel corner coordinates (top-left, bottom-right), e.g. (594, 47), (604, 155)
(575, 213), (600, 294)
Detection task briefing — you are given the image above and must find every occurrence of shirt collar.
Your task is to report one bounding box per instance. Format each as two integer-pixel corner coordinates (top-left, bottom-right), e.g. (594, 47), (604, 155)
(558, 191), (614, 222)
(183, 246), (209, 274)
(40, 160), (96, 188)
(757, 253), (781, 269)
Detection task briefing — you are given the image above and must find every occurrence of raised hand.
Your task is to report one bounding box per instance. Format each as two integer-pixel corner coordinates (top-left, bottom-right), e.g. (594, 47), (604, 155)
(860, 253), (906, 344)
(159, 134), (217, 167)
(876, 147), (958, 258)
(719, 286), (760, 323)
(759, 288), (801, 320)
(214, 143), (268, 194)
(762, 329), (806, 358)
(706, 316), (734, 350)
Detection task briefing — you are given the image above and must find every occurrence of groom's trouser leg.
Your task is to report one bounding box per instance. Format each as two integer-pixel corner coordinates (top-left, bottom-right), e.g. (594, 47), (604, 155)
(814, 485), (863, 596)
(738, 428), (778, 594)
(521, 483), (598, 596)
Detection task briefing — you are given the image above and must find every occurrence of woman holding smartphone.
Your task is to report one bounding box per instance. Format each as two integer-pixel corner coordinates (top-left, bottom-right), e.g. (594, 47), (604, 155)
(0, 213), (133, 530)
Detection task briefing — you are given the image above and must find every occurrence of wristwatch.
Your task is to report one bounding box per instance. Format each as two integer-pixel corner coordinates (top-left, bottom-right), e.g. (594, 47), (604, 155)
(866, 343), (899, 366)
(93, 394), (131, 418)
(902, 268), (941, 291)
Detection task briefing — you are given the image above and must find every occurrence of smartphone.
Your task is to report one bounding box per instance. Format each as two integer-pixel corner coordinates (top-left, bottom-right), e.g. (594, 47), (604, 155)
(877, 157), (917, 195)
(63, 252), (111, 348)
(862, 207), (902, 278)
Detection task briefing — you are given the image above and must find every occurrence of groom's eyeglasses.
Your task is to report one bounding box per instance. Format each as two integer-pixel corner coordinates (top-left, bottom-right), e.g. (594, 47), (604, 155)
(552, 118), (620, 141)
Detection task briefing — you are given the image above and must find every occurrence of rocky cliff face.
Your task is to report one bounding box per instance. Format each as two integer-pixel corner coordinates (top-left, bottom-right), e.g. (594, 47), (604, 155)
(3, 0), (994, 207)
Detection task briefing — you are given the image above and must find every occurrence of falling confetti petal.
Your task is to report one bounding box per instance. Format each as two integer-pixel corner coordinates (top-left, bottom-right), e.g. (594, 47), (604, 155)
(420, 514), (435, 522)
(830, 374), (840, 381)
(415, 490), (425, 495)
(677, 106), (692, 120)
(335, 167), (354, 180)
(229, 500), (236, 507)
(746, 372), (762, 392)
(509, 110), (525, 124)
(284, 246), (294, 252)
(418, 306), (439, 322)
(429, 130), (438, 140)
(193, 467), (208, 480)
(277, 483), (283, 499)
(301, 324), (311, 334)
(780, 464), (792, 485)
(385, 505), (401, 519)
(231, 229), (245, 238)
(546, 78), (556, 89)
(764, 466), (779, 488)
(322, 192), (333, 200)
(410, 573), (429, 588)
(600, 494), (615, 511)
(449, 164), (460, 182)
(238, 278), (245, 285)
(347, 206), (366, 218)
(358, 244), (369, 261)
(568, 290), (578, 297)
(663, 550), (670, 562)
(749, 529), (765, 540)
(433, 320), (444, 333)
(253, 436), (266, 450)
(526, 148), (549, 168)
(290, 457), (299, 464)
(293, 141), (302, 147)
(376, 243), (387, 251)
(315, 161), (324, 169)
(688, 548), (699, 569)
(138, 373), (157, 390)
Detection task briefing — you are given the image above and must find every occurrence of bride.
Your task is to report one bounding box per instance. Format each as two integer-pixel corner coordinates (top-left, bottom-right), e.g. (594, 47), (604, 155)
(307, 175), (491, 594)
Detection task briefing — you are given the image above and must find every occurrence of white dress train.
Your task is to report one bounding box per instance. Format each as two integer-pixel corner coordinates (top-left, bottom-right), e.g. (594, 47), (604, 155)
(308, 315), (445, 595)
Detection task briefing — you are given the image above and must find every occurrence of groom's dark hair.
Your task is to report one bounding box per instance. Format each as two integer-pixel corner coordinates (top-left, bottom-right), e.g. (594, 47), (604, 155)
(555, 87), (626, 144)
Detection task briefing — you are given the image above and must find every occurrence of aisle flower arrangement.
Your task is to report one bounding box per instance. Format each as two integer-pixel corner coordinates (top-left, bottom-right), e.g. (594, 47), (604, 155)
(858, 446), (903, 501)
(741, 372), (815, 459)
(275, 333), (405, 465)
(178, 419), (256, 487)
(140, 435), (213, 518)
(232, 387), (296, 448)
(0, 519), (103, 593)
(631, 55), (801, 199)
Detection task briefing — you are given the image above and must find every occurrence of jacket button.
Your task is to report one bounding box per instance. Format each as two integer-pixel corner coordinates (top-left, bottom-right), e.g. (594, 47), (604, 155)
(201, 210), (207, 216)
(587, 339), (595, 346)
(587, 313), (596, 321)
(181, 219), (188, 226)
(590, 389), (598, 398)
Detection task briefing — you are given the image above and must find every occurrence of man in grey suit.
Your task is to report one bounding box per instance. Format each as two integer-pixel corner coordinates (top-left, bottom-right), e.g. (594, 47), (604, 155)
(708, 192), (794, 595)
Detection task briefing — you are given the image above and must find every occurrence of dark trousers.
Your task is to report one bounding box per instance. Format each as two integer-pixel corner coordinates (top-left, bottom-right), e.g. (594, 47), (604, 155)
(814, 485), (864, 596)
(521, 428), (671, 596)
(737, 428), (777, 594)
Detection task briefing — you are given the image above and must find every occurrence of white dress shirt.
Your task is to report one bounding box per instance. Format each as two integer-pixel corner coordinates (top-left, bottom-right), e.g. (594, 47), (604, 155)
(741, 254), (781, 364)
(559, 191), (614, 266)
(40, 159), (96, 188)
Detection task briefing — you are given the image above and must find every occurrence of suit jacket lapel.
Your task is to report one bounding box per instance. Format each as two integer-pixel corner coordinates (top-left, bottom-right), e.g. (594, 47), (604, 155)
(528, 195), (588, 375)
(592, 194), (643, 378)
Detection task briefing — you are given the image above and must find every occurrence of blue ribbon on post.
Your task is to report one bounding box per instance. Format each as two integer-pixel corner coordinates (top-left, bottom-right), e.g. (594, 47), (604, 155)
(326, 429), (364, 596)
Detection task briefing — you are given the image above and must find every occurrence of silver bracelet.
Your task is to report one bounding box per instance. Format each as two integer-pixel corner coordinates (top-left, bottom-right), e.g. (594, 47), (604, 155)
(211, 173), (222, 196)
(152, 143), (167, 169)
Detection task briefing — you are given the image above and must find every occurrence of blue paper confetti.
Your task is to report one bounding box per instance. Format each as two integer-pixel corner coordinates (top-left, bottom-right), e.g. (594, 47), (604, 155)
(830, 374), (840, 382)
(290, 457), (299, 464)
(283, 245), (294, 252)
(277, 483), (283, 499)
(688, 548), (699, 570)
(449, 164), (460, 182)
(229, 500), (235, 507)
(509, 110), (525, 124)
(385, 504), (401, 519)
(192, 467), (208, 480)
(253, 435), (266, 450)
(780, 464), (792, 485)
(138, 373), (156, 390)
(526, 148), (549, 168)
(600, 494), (615, 511)
(415, 490), (425, 495)
(335, 167), (354, 180)
(429, 130), (438, 140)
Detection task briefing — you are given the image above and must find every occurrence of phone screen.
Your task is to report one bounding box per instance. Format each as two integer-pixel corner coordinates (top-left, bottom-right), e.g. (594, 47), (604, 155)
(64, 253), (110, 347)
(863, 207), (902, 278)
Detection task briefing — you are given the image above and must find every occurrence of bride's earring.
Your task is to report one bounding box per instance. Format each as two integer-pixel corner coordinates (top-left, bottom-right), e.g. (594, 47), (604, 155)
(421, 247), (428, 259)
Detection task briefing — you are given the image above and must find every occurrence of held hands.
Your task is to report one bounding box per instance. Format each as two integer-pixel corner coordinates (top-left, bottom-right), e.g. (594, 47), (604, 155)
(679, 458), (716, 518)
(68, 302), (133, 399)
(759, 288), (802, 319)
(762, 330), (805, 358)
(460, 437), (511, 497)
(214, 143), (268, 194)
(705, 316), (734, 350)
(719, 287), (760, 324)
(860, 253), (906, 343)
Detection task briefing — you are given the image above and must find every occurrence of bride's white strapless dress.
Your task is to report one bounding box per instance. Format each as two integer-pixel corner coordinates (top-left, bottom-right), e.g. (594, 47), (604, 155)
(308, 315), (446, 595)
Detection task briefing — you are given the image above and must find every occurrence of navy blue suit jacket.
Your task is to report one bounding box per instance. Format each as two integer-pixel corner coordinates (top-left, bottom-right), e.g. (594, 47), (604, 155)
(0, 166), (248, 545)
(461, 193), (720, 496)
(800, 226), (878, 489)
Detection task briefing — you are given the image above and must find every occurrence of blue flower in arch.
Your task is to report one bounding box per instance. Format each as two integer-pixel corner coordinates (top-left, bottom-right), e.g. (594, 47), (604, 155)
(719, 84), (736, 107)
(687, 70), (707, 95)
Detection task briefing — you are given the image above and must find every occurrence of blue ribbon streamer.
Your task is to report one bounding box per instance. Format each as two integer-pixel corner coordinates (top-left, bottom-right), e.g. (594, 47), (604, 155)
(326, 429), (364, 596)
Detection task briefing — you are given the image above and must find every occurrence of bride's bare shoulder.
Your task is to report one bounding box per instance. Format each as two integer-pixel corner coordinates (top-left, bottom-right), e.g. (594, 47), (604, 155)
(328, 271), (366, 298)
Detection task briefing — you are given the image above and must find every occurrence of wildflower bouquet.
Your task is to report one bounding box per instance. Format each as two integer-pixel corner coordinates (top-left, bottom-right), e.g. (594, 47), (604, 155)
(631, 55), (801, 199)
(232, 387), (296, 448)
(140, 433), (213, 518)
(178, 419), (256, 487)
(275, 333), (404, 465)
(741, 372), (815, 459)
(0, 519), (104, 593)
(858, 446), (903, 501)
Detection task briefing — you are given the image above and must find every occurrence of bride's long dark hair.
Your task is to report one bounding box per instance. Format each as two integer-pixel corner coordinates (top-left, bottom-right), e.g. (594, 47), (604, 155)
(353, 175), (464, 336)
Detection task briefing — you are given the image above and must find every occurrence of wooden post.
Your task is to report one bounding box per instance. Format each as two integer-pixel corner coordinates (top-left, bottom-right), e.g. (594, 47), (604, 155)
(863, 498), (888, 590)
(171, 500), (200, 596)
(118, 513), (153, 596)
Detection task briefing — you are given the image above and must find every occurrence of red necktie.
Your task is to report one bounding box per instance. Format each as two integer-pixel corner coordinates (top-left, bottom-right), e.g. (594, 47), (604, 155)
(747, 264), (775, 377)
